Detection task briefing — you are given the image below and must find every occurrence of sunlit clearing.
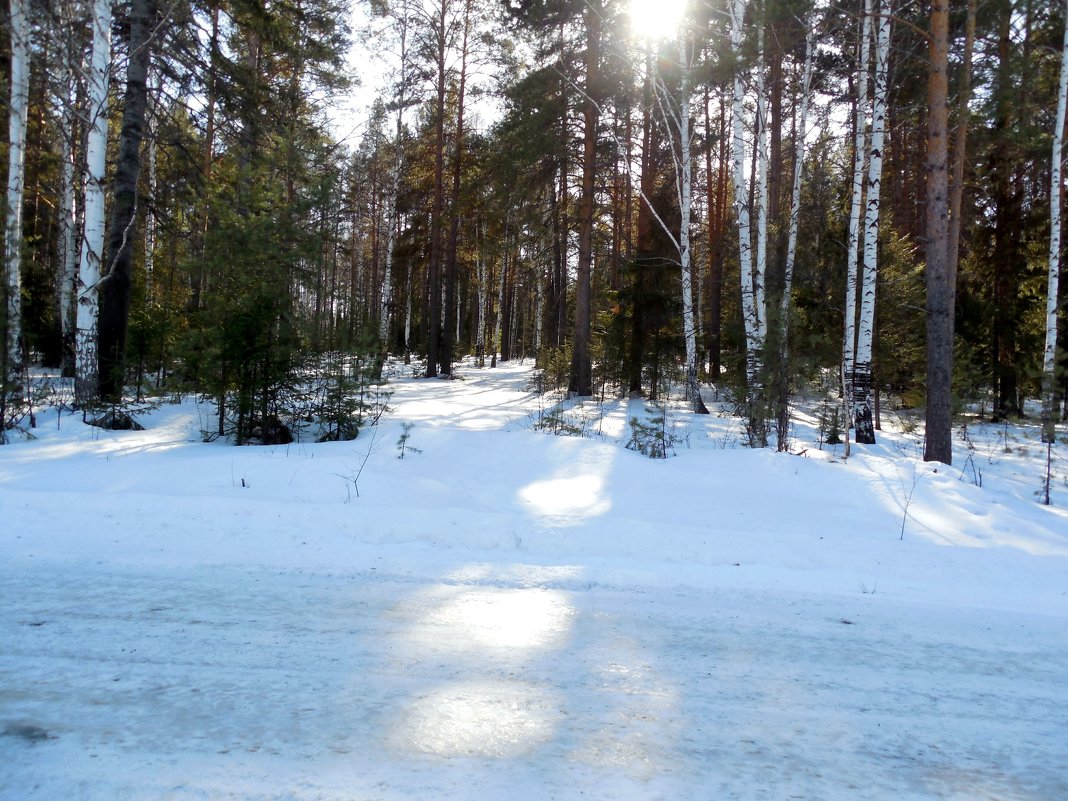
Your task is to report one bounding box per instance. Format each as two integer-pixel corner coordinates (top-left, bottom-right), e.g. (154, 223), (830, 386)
(518, 474), (609, 525)
(429, 589), (574, 650)
(396, 680), (559, 758)
(629, 0), (687, 40)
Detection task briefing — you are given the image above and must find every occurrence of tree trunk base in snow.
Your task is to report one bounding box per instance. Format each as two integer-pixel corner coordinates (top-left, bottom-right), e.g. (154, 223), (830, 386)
(853, 404), (876, 445)
(687, 370), (709, 415)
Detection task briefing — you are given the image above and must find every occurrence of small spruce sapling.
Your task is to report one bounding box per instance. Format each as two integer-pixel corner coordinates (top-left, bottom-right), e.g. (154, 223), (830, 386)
(396, 422), (421, 459)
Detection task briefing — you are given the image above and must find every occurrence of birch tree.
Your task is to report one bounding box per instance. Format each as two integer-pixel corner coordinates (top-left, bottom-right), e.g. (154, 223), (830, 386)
(780, 21), (816, 336)
(74, 0), (112, 407)
(653, 28), (708, 413)
(57, 75), (79, 377)
(1042, 1), (1068, 446)
(851, 0), (890, 445)
(377, 0), (414, 354)
(3, 0), (31, 387)
(842, 0), (872, 454)
(773, 16), (816, 450)
(728, 0), (769, 443)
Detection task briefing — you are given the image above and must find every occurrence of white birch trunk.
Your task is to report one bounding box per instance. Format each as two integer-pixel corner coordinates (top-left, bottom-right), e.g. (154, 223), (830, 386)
(728, 0), (761, 389)
(74, 0), (112, 407)
(4, 0), (31, 380)
(57, 82), (78, 372)
(534, 263), (543, 355)
(144, 78), (158, 301)
(403, 262), (412, 356)
(853, 0), (890, 445)
(1043, 0), (1068, 442)
(754, 25), (769, 342)
(843, 0), (873, 451)
(493, 250), (507, 366)
(378, 159), (399, 346)
(659, 31), (707, 413)
(781, 23), (816, 328)
(476, 243), (487, 366)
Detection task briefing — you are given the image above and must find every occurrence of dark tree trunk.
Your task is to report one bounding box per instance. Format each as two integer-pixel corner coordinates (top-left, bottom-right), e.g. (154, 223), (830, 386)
(990, 1), (1021, 419)
(568, 0), (600, 397)
(627, 60), (655, 397)
(924, 0), (953, 464)
(98, 0), (158, 402)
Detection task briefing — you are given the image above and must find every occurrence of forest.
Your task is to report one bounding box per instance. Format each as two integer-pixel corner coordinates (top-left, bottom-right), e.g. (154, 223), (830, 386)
(1, 0), (1066, 463)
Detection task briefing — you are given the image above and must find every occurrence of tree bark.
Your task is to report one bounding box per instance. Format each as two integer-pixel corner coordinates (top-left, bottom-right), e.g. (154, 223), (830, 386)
(843, 0), (872, 454)
(991, 0), (1022, 419)
(4, 0), (31, 386)
(568, 0), (600, 397)
(379, 0), (412, 354)
(673, 33), (707, 413)
(441, 0), (472, 376)
(74, 0), (113, 408)
(1042, 0), (1068, 444)
(946, 0), (976, 288)
(853, 0), (890, 445)
(425, 0), (450, 377)
(923, 0), (953, 464)
(729, 0), (758, 382)
(98, 0), (159, 402)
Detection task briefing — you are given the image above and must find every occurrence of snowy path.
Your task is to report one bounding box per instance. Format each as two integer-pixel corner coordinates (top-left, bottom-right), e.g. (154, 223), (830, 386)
(2, 560), (1065, 801)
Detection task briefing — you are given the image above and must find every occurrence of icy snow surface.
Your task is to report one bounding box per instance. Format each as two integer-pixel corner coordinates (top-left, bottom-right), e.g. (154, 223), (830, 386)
(2, 361), (1067, 800)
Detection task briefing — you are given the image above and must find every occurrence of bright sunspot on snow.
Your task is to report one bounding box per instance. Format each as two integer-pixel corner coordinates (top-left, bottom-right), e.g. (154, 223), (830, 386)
(428, 589), (574, 650)
(629, 0), (688, 40)
(397, 680), (560, 758)
(518, 474), (610, 525)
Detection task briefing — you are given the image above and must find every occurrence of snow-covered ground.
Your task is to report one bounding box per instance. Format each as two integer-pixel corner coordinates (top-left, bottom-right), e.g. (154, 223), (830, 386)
(2, 361), (1066, 800)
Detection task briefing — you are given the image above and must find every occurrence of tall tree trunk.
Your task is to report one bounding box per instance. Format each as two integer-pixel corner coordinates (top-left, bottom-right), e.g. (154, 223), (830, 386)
(780, 23), (815, 335)
(74, 0), (113, 408)
(853, 0), (890, 445)
(3, 0), (30, 388)
(924, 0), (953, 464)
(706, 90), (726, 381)
(668, 33), (707, 413)
(425, 0), (449, 378)
(441, 0), (472, 376)
(991, 0), (1022, 419)
(628, 50), (655, 396)
(98, 0), (159, 402)
(57, 78), (79, 378)
(947, 0), (976, 287)
(843, 0), (872, 454)
(754, 25), (769, 339)
(476, 223), (487, 366)
(775, 20), (816, 450)
(191, 4), (219, 310)
(728, 0), (766, 444)
(379, 0), (412, 354)
(1042, 0), (1068, 444)
(144, 79), (157, 302)
(568, 0), (600, 397)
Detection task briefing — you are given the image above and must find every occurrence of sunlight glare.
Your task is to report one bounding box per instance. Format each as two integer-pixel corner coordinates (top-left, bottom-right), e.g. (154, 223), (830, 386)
(397, 679), (559, 758)
(629, 0), (688, 41)
(429, 589), (574, 650)
(518, 474), (610, 525)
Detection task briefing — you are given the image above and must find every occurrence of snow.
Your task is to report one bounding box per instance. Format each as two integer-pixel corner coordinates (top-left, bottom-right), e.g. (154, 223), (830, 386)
(2, 361), (1067, 800)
